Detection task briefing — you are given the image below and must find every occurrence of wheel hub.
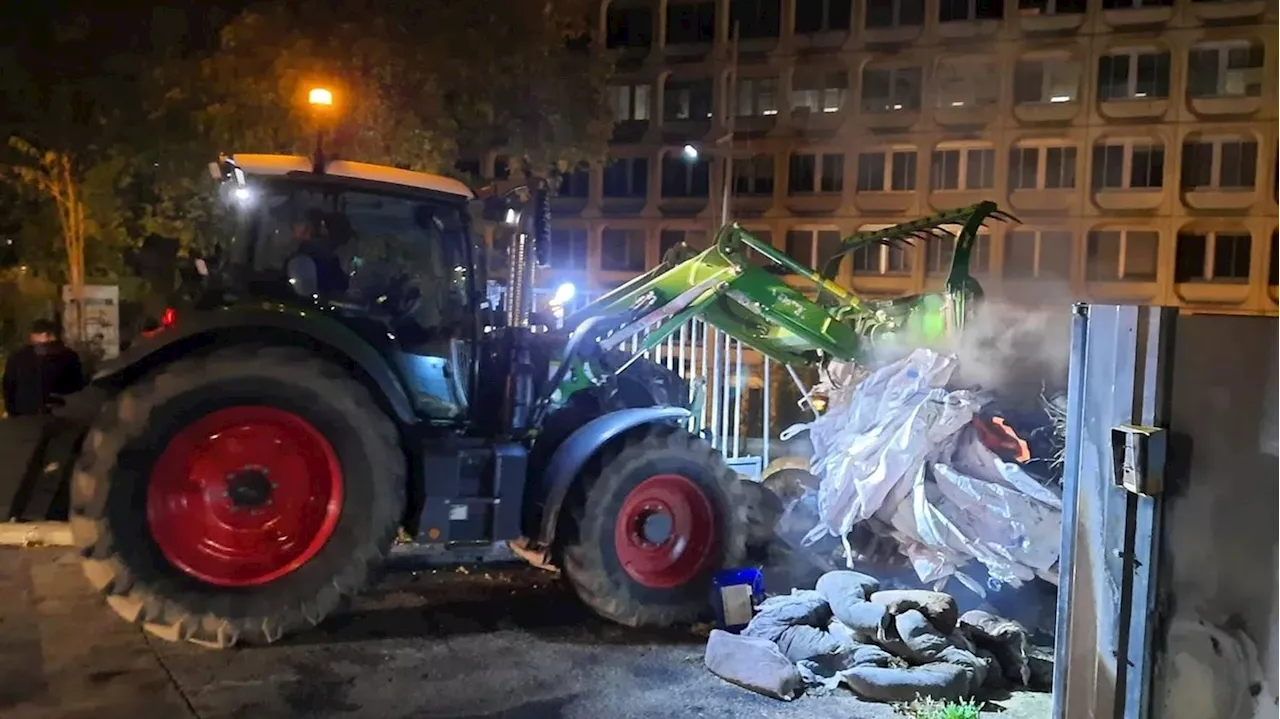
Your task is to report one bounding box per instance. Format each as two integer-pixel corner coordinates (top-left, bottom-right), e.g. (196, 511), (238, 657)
(614, 474), (718, 589)
(226, 468), (273, 509)
(146, 406), (344, 587)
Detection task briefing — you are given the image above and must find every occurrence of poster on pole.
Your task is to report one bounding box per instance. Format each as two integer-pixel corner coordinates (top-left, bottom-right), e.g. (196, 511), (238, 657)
(62, 284), (120, 360)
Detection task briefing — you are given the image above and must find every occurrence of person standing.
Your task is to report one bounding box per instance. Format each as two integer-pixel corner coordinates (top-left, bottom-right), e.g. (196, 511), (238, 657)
(2, 319), (86, 417)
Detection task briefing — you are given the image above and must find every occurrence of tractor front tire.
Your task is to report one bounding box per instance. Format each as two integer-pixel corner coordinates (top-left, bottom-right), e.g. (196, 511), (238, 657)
(70, 345), (405, 647)
(560, 428), (746, 628)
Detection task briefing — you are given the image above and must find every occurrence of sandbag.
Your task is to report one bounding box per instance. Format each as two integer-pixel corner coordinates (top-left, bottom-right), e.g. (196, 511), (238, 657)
(741, 589), (831, 644)
(895, 609), (951, 663)
(937, 645), (992, 690)
(841, 662), (972, 703)
(816, 571), (881, 612)
(871, 589), (960, 635)
(958, 609), (1031, 686)
(833, 600), (894, 644)
(775, 625), (845, 665)
(705, 629), (802, 701)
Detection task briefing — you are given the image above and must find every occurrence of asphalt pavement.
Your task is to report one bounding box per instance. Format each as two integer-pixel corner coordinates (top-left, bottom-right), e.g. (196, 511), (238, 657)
(0, 547), (1051, 719)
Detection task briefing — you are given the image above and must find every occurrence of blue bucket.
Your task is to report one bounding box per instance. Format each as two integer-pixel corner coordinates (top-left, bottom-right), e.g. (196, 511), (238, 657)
(711, 567), (765, 632)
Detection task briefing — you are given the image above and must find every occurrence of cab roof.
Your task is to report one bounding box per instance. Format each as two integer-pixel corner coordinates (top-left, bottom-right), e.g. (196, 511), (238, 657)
(215, 153), (474, 199)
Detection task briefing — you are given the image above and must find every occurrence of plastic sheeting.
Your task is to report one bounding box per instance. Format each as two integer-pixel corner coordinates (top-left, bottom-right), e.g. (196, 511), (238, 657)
(797, 349), (1063, 591)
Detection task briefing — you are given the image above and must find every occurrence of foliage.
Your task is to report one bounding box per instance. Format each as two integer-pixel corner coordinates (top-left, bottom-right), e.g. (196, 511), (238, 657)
(0, 0), (617, 299)
(894, 696), (984, 719)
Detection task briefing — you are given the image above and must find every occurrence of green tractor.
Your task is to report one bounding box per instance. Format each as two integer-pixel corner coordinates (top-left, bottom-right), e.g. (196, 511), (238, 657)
(36, 150), (1011, 647)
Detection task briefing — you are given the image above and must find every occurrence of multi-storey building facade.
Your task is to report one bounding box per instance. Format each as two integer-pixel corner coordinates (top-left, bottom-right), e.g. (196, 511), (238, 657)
(496, 0), (1278, 316)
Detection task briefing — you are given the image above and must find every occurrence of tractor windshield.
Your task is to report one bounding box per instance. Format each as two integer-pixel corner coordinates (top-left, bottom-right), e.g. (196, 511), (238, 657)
(246, 181), (474, 334)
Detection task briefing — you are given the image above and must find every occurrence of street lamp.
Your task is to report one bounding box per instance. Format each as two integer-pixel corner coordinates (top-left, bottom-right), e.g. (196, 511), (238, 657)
(308, 86), (335, 172)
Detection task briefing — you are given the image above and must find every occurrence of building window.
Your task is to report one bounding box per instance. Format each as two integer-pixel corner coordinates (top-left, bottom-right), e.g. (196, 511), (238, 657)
(660, 229), (709, 258)
(1097, 49), (1171, 101)
(856, 150), (917, 191)
(548, 229), (589, 270)
(667, 1), (716, 44)
(1086, 230), (1159, 281)
(926, 233), (991, 275)
(1017, 0), (1086, 14)
(936, 58), (999, 108)
(785, 229), (844, 274)
(664, 78), (714, 121)
(1009, 145), (1077, 190)
(865, 0), (925, 27)
(603, 157), (649, 198)
(1101, 0), (1171, 9)
(601, 229), (647, 271)
(939, 0), (1003, 22)
(730, 0), (782, 38)
(1175, 231), (1251, 283)
(1092, 140), (1164, 190)
(610, 85), (651, 122)
(1014, 56), (1081, 104)
(1188, 42), (1265, 98)
(791, 72), (847, 114)
(788, 153), (844, 194)
(1182, 138), (1258, 191)
(554, 162), (590, 198)
(734, 154), (775, 195)
(1005, 230), (1073, 280)
(861, 66), (923, 112)
(736, 77), (779, 117)
(850, 235), (913, 275)
(661, 155), (711, 197)
(606, 5), (654, 48)
(795, 0), (853, 32)
(930, 147), (995, 191)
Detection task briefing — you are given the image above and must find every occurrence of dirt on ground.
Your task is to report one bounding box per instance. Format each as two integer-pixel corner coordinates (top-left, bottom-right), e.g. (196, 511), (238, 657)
(0, 548), (1052, 719)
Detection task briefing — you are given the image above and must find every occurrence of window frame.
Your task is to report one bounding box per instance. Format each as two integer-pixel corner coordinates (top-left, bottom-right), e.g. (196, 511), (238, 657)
(790, 71), (848, 114)
(1181, 137), (1259, 191)
(1187, 41), (1265, 98)
(788, 152), (845, 195)
(1013, 55), (1081, 105)
(1092, 139), (1166, 191)
(664, 78), (715, 122)
(548, 228), (589, 270)
(736, 76), (780, 117)
(850, 225), (914, 275)
(930, 145), (996, 191)
(1096, 47), (1172, 101)
(660, 154), (712, 198)
(600, 228), (649, 272)
(1174, 230), (1253, 284)
(609, 84), (652, 122)
(794, 0), (854, 33)
(602, 156), (650, 199)
(864, 0), (926, 28)
(855, 149), (918, 192)
(860, 66), (924, 113)
(1004, 229), (1074, 280)
(1008, 143), (1078, 190)
(733, 154), (776, 196)
(1085, 229), (1160, 281)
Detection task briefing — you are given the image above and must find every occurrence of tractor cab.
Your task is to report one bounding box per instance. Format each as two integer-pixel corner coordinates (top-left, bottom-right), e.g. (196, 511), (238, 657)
(206, 153), (484, 421)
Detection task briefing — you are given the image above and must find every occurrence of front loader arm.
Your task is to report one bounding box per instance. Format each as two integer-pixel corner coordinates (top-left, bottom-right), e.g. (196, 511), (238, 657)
(550, 203), (1018, 408)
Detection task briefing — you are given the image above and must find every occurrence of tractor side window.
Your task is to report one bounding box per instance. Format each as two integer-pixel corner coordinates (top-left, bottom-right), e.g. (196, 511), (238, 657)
(248, 185), (472, 334)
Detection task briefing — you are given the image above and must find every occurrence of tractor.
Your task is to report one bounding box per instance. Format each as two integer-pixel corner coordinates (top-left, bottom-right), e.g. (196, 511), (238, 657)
(12, 147), (1014, 648)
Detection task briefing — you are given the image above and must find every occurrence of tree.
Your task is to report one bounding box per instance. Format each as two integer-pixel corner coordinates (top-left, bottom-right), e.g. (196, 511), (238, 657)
(156, 0), (615, 179)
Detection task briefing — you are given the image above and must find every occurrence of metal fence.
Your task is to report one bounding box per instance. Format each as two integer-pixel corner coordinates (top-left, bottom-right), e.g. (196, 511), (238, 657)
(503, 284), (817, 479)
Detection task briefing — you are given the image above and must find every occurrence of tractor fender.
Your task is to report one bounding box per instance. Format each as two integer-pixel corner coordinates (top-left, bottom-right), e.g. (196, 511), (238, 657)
(93, 305), (418, 425)
(533, 406), (692, 545)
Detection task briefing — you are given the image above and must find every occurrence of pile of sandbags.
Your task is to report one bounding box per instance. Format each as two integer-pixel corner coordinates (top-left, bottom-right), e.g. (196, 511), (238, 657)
(705, 570), (1050, 703)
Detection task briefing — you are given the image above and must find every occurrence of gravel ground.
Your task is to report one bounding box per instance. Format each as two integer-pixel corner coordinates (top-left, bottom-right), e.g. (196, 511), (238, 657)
(0, 548), (1051, 719)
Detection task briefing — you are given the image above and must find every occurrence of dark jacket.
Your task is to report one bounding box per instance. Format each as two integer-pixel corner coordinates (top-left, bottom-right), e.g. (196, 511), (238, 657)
(2, 342), (85, 416)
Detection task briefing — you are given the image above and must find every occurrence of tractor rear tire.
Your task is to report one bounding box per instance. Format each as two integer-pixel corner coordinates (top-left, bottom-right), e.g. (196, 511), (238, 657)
(69, 345), (405, 647)
(560, 428), (746, 628)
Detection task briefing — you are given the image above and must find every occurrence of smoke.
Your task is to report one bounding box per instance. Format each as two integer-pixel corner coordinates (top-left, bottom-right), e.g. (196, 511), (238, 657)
(947, 299), (1073, 407)
(867, 294), (1075, 412)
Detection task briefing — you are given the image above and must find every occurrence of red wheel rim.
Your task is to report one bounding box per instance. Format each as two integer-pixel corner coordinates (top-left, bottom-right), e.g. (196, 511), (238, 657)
(614, 474), (718, 589)
(146, 406), (343, 587)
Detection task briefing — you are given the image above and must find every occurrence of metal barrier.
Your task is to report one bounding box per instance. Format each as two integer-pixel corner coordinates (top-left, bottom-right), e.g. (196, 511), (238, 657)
(494, 283), (816, 476)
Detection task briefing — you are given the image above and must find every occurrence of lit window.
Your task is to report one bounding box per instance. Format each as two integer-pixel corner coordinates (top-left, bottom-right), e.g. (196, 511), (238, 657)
(1188, 41), (1265, 98)
(936, 57), (999, 108)
(791, 71), (847, 114)
(861, 66), (923, 113)
(736, 77), (779, 117)
(609, 85), (652, 122)
(1014, 55), (1081, 104)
